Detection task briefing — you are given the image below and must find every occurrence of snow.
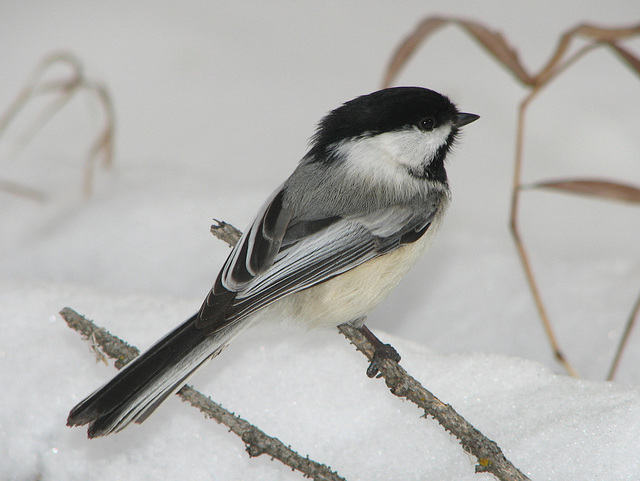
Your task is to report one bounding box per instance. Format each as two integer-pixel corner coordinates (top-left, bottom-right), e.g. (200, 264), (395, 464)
(1, 1), (640, 479)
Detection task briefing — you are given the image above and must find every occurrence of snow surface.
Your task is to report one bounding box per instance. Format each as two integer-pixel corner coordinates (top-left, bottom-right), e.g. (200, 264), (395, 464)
(1, 1), (640, 480)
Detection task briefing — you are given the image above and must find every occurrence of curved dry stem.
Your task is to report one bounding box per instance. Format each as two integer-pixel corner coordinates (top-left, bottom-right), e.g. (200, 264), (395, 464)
(537, 23), (640, 85)
(384, 16), (640, 378)
(0, 51), (115, 198)
(510, 39), (635, 378)
(508, 43), (602, 377)
(510, 89), (578, 377)
(0, 51), (83, 143)
(81, 80), (116, 196)
(382, 16), (533, 88)
(607, 291), (640, 381)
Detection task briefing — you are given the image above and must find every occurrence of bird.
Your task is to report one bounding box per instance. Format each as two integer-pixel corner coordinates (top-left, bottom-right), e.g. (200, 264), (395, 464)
(67, 86), (479, 438)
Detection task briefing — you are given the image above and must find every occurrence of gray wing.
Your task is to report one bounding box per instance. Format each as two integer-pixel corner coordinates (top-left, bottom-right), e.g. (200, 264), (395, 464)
(196, 186), (435, 334)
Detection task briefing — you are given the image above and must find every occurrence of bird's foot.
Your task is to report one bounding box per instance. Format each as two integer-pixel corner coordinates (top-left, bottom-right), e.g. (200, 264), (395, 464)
(366, 342), (401, 378)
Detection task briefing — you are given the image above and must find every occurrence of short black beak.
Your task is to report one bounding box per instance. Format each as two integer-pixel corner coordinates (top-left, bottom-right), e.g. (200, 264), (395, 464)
(454, 112), (480, 128)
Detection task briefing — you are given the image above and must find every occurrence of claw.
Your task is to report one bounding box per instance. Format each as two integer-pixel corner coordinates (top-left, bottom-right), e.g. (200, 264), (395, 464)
(366, 342), (401, 378)
(350, 322), (402, 378)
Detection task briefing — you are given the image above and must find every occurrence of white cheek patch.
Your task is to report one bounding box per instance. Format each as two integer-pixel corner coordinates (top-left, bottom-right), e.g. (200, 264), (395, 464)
(331, 135), (413, 193)
(332, 124), (452, 182)
(375, 125), (452, 171)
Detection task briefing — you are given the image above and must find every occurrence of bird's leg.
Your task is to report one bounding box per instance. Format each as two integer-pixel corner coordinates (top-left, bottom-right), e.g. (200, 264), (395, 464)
(354, 320), (401, 378)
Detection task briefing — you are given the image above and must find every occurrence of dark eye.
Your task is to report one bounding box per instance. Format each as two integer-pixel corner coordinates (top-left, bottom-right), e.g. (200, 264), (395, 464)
(419, 117), (436, 131)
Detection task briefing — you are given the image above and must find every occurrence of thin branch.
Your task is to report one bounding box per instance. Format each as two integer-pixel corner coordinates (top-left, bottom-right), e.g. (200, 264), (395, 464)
(61, 307), (346, 481)
(62, 306), (139, 369)
(337, 324), (530, 481)
(210, 219), (243, 246)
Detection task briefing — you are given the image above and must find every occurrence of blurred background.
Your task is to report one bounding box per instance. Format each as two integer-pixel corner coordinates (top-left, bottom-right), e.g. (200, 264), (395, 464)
(1, 0), (639, 382)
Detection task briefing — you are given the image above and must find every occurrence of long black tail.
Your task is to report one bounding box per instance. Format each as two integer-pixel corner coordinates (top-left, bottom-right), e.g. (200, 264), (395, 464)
(67, 313), (239, 438)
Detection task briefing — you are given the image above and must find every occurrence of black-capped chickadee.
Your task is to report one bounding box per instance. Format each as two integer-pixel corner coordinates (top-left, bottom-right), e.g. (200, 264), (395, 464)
(68, 86), (479, 438)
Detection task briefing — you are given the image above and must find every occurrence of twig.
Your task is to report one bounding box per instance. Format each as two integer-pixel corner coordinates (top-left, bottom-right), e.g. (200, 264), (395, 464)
(337, 324), (530, 481)
(61, 307), (346, 481)
(210, 219), (243, 246)
(62, 306), (139, 369)
(209, 220), (528, 480)
(178, 386), (344, 480)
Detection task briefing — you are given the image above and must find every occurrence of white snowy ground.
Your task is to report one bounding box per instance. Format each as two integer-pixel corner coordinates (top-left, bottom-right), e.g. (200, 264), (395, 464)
(1, 2), (640, 480)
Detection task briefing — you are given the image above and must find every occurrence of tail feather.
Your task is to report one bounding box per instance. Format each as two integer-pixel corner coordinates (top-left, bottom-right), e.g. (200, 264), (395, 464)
(67, 313), (240, 438)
